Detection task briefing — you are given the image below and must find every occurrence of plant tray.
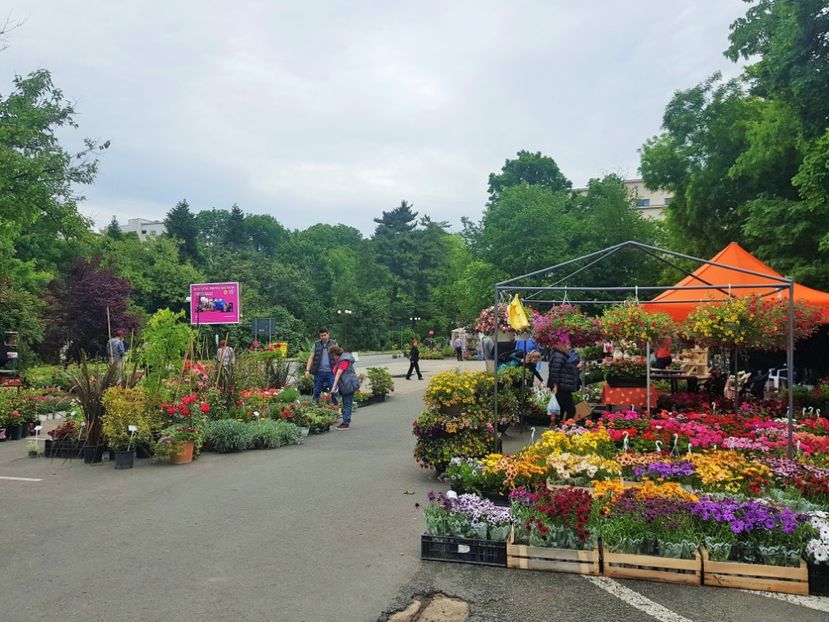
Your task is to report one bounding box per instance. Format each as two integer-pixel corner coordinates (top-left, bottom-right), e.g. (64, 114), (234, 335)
(701, 548), (808, 595)
(602, 546), (701, 586)
(545, 479), (592, 494)
(508, 532), (599, 575)
(421, 534), (507, 567)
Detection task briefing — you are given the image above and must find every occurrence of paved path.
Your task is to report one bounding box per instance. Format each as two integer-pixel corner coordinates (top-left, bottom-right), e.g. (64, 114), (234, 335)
(1, 359), (828, 621)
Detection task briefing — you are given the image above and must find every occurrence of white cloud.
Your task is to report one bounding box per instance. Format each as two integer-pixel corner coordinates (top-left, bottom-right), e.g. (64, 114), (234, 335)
(3, 0), (749, 234)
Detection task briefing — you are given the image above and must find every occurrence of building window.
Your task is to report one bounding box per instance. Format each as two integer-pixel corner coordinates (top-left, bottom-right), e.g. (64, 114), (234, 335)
(636, 199), (650, 207)
(664, 197), (671, 206)
(141, 230), (147, 234)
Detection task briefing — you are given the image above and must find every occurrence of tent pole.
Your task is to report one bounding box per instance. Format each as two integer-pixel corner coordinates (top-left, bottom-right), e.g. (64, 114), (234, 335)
(787, 283), (795, 459)
(646, 341), (651, 414)
(493, 286), (500, 454)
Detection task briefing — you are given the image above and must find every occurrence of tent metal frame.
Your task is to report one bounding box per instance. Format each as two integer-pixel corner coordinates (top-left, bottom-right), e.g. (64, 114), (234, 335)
(493, 241), (796, 458)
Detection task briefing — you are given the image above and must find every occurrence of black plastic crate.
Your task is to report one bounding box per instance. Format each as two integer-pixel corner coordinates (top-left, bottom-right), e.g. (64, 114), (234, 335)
(808, 561), (829, 596)
(421, 534), (507, 567)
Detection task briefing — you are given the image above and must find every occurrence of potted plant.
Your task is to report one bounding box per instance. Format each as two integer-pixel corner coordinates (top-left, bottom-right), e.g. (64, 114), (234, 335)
(64, 355), (119, 463)
(101, 387), (153, 470)
(366, 367), (394, 402)
(153, 425), (201, 464)
(26, 440), (38, 457)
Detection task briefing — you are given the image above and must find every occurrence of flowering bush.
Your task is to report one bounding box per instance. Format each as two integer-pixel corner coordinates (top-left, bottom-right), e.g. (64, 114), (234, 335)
(474, 304), (511, 335)
(423, 370), (492, 411)
(531, 305), (601, 348)
(806, 511), (829, 565)
(413, 407), (495, 470)
(423, 491), (513, 541)
(510, 486), (596, 549)
(691, 497), (812, 565)
(600, 358), (647, 385)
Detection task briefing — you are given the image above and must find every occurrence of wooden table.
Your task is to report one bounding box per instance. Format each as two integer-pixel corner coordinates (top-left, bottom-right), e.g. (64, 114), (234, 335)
(649, 370), (707, 394)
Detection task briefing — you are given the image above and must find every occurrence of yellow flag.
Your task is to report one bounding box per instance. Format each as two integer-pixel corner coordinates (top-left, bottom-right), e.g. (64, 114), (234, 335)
(507, 294), (530, 331)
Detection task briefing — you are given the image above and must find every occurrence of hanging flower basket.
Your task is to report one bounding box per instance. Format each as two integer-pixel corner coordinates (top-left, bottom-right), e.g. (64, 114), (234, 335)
(600, 303), (675, 346)
(474, 304), (512, 336)
(531, 305), (600, 348)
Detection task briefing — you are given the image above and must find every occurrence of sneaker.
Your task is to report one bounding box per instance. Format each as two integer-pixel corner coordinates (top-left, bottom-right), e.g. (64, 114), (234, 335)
(335, 423), (350, 431)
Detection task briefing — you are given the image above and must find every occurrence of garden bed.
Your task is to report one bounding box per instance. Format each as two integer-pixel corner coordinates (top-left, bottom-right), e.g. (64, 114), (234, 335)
(701, 548), (808, 595)
(507, 530), (599, 575)
(602, 546), (702, 586)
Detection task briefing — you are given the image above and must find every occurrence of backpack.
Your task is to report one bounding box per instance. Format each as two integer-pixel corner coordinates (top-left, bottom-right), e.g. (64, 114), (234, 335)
(337, 354), (361, 395)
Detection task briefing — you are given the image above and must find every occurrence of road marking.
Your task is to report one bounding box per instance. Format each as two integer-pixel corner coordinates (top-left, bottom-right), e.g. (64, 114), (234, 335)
(0, 476), (43, 482)
(741, 589), (829, 613)
(583, 576), (694, 622)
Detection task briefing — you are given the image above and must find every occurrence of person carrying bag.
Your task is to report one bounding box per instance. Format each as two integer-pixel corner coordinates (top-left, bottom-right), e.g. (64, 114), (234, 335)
(547, 340), (578, 425)
(329, 345), (360, 430)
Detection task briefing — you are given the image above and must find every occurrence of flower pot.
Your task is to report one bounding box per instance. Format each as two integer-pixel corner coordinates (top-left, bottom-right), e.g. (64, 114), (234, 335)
(82, 445), (105, 464)
(7, 423), (22, 440)
(28, 450), (38, 458)
(299, 427), (310, 437)
(169, 441), (195, 464)
(808, 561), (829, 596)
(114, 450), (135, 470)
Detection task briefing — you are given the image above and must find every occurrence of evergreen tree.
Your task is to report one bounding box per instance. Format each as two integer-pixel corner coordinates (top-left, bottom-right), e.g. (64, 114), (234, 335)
(105, 216), (122, 240)
(164, 199), (200, 262)
(224, 203), (247, 249)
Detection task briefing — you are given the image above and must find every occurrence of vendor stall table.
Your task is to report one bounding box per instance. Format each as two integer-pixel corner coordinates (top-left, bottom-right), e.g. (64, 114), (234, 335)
(602, 385), (661, 409)
(649, 370), (707, 393)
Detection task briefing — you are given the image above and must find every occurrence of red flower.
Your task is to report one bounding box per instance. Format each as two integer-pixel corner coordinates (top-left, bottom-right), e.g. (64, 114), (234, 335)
(200, 403), (210, 414)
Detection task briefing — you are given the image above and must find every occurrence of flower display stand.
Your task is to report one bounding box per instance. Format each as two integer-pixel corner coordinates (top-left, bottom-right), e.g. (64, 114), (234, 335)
(421, 534), (507, 567)
(602, 546), (702, 586)
(507, 532), (599, 575)
(701, 548), (808, 595)
(545, 480), (592, 494)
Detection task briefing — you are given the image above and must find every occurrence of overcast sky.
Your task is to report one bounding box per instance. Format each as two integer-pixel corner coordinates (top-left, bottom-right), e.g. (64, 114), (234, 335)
(3, 1), (748, 235)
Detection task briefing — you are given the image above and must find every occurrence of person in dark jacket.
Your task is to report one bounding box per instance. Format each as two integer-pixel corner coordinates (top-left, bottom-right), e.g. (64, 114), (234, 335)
(304, 328), (338, 405)
(547, 341), (579, 423)
(406, 339), (423, 380)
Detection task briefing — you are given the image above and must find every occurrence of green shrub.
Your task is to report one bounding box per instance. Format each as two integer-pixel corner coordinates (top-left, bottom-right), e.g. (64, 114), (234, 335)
(203, 419), (254, 453)
(366, 367), (395, 396)
(275, 387), (300, 403)
(25, 365), (68, 389)
(249, 420), (302, 448)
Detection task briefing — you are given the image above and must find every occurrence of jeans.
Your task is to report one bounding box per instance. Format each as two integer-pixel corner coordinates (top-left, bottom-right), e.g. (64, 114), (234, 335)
(312, 370), (338, 405)
(455, 347), (463, 361)
(340, 392), (353, 424)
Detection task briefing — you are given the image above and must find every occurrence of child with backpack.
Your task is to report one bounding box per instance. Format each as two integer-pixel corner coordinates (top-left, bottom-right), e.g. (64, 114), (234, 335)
(329, 345), (361, 430)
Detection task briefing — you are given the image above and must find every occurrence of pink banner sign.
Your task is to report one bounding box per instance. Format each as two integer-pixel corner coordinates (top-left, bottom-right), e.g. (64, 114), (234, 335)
(189, 282), (240, 325)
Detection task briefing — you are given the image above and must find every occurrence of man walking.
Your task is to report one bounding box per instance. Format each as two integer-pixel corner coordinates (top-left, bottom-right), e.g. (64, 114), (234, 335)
(305, 328), (338, 404)
(406, 338), (423, 380)
(454, 335), (463, 361)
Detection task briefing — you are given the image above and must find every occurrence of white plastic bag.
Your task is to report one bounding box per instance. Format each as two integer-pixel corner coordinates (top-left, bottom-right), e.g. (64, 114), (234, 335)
(547, 393), (560, 417)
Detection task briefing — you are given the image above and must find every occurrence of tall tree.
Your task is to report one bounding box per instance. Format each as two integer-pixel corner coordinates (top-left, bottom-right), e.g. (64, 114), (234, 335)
(42, 257), (140, 361)
(164, 199), (200, 262)
(105, 216), (122, 240)
(224, 203), (247, 249)
(487, 150), (572, 201)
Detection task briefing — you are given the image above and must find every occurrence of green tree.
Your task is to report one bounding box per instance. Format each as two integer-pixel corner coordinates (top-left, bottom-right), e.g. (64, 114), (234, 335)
(224, 203), (247, 249)
(195, 208), (230, 250)
(487, 150), (572, 201)
(105, 216), (122, 240)
(164, 199), (200, 262)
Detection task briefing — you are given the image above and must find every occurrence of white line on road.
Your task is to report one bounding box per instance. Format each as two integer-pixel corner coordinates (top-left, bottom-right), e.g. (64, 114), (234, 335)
(741, 589), (829, 613)
(583, 576), (694, 622)
(0, 476), (43, 482)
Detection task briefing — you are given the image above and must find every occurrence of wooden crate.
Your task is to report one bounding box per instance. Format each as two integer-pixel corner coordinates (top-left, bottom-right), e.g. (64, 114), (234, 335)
(507, 531), (599, 575)
(701, 548), (808, 595)
(602, 546), (701, 586)
(545, 479), (592, 494)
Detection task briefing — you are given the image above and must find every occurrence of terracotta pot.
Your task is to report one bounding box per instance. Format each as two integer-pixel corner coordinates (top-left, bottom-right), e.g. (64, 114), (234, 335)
(169, 441), (195, 464)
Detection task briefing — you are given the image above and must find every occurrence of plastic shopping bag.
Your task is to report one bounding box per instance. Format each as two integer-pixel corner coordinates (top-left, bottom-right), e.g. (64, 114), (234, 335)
(507, 294), (530, 332)
(547, 393), (560, 417)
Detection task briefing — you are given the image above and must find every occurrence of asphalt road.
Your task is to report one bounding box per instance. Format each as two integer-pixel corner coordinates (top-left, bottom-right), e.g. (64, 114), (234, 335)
(2, 358), (828, 621)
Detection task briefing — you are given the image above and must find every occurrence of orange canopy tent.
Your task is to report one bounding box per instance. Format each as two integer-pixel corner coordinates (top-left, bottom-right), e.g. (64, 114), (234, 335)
(642, 242), (829, 323)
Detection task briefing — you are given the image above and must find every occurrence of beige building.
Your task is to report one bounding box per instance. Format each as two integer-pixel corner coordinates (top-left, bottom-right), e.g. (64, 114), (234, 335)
(122, 218), (166, 240)
(623, 179), (672, 220)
